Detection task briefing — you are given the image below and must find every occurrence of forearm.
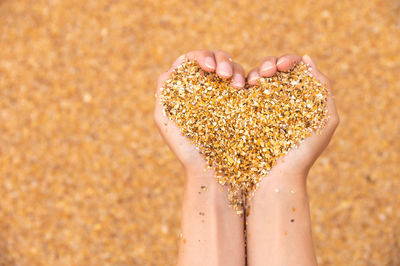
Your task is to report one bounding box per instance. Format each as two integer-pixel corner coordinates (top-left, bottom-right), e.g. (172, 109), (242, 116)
(177, 168), (245, 266)
(247, 172), (317, 266)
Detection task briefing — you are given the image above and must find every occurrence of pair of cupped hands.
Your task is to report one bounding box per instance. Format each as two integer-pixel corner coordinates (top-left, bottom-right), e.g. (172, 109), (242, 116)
(154, 50), (339, 187)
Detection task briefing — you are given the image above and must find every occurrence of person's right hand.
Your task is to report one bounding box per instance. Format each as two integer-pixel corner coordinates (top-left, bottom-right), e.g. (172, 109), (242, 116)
(154, 50), (246, 174)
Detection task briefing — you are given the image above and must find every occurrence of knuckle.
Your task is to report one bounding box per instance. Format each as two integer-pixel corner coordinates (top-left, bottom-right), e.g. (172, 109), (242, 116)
(186, 50), (211, 61)
(214, 49), (231, 58)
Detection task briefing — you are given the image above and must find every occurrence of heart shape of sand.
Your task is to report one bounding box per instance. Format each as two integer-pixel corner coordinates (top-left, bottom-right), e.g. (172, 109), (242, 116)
(161, 59), (329, 213)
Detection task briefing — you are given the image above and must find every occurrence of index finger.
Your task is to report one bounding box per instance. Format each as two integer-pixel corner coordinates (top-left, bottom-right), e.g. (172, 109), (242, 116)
(156, 54), (186, 92)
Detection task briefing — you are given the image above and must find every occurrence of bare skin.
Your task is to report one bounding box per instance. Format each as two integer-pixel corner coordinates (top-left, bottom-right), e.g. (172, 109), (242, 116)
(246, 54), (339, 266)
(154, 50), (246, 266)
(154, 51), (339, 266)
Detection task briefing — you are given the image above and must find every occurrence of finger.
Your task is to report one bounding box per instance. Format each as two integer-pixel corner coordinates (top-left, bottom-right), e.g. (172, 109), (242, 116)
(156, 54), (187, 92)
(214, 50), (233, 79)
(301, 54), (329, 85)
(247, 67), (260, 86)
(276, 54), (302, 72)
(169, 54), (186, 71)
(302, 54), (339, 129)
(186, 50), (216, 72)
(259, 56), (278, 77)
(302, 54), (332, 93)
(231, 62), (245, 89)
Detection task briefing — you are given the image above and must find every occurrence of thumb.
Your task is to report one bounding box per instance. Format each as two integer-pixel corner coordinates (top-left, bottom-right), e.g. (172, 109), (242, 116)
(302, 54), (330, 86)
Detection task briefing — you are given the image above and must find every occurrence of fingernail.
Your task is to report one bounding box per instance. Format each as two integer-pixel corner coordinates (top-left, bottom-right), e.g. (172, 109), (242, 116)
(277, 57), (287, 66)
(204, 56), (216, 70)
(218, 61), (232, 77)
(232, 73), (245, 87)
(260, 61), (274, 73)
(248, 72), (260, 83)
(302, 54), (314, 66)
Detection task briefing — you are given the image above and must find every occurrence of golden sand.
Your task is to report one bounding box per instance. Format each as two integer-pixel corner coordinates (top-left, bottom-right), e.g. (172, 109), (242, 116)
(0, 0), (399, 265)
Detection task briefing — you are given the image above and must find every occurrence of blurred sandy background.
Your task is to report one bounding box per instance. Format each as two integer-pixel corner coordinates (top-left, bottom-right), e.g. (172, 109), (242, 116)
(0, 0), (399, 265)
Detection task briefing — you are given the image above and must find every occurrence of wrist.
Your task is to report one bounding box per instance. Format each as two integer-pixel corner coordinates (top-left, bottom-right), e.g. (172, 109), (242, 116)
(251, 170), (308, 203)
(183, 166), (225, 203)
(184, 165), (217, 186)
